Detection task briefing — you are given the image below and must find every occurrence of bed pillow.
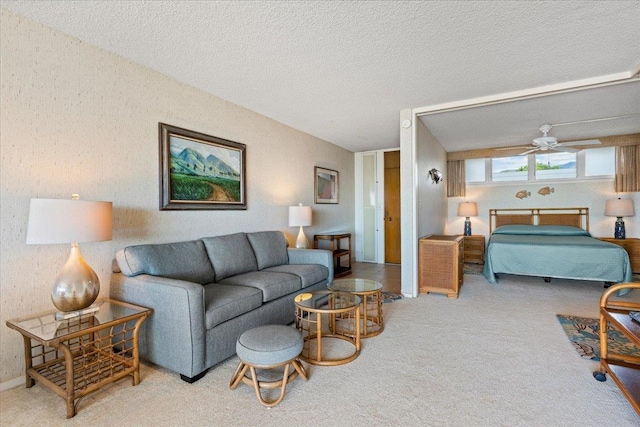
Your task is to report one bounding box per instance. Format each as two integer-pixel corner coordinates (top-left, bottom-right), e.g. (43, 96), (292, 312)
(492, 224), (590, 236)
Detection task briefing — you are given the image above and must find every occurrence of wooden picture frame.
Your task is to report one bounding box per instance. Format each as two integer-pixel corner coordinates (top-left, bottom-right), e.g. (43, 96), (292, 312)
(314, 166), (338, 204)
(159, 123), (246, 210)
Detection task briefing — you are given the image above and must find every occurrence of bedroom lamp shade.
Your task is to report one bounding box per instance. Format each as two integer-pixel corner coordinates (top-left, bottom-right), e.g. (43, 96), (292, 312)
(27, 196), (113, 314)
(457, 202), (478, 236)
(289, 203), (312, 249)
(604, 198), (635, 239)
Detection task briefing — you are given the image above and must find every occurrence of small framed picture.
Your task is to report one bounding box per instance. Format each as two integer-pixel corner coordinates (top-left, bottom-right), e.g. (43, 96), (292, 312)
(159, 123), (246, 210)
(314, 167), (338, 204)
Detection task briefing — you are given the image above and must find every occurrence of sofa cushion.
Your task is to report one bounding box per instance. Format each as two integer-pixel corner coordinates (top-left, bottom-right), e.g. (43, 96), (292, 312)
(202, 233), (258, 281)
(219, 271), (301, 302)
(115, 240), (215, 285)
(263, 264), (328, 288)
(203, 283), (263, 329)
(246, 231), (289, 270)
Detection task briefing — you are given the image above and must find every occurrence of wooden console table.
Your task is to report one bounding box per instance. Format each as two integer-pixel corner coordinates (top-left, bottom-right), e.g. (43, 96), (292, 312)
(6, 299), (151, 418)
(314, 232), (352, 277)
(596, 282), (640, 415)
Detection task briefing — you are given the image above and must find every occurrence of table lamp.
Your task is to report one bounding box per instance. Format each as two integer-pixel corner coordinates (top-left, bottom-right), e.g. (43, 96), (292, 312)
(26, 195), (113, 317)
(289, 203), (312, 249)
(457, 201), (478, 236)
(604, 197), (635, 239)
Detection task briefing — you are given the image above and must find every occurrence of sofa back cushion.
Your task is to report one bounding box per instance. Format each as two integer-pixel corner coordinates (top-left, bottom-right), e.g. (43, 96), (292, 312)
(246, 231), (289, 270)
(115, 240), (215, 284)
(202, 233), (258, 281)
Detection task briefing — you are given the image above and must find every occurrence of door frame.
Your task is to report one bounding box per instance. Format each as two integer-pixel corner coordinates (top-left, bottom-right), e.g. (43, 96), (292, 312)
(354, 148), (400, 264)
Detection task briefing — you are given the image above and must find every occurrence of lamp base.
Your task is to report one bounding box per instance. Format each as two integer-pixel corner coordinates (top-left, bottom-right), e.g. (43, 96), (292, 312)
(614, 217), (626, 239)
(295, 226), (309, 249)
(464, 218), (472, 236)
(52, 244), (100, 312)
(54, 305), (100, 321)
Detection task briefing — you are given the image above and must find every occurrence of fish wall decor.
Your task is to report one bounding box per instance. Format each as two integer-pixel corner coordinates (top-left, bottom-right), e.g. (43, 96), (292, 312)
(538, 187), (554, 196)
(515, 190), (530, 199)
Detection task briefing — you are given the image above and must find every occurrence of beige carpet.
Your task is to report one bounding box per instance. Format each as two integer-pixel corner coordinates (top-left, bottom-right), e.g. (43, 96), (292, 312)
(2, 274), (639, 426)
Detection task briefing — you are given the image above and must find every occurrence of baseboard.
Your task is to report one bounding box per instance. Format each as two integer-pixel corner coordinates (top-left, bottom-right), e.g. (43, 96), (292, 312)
(0, 375), (25, 392)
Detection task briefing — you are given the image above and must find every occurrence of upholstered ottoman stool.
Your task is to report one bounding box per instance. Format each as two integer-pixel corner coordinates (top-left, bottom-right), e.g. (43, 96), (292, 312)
(229, 325), (308, 407)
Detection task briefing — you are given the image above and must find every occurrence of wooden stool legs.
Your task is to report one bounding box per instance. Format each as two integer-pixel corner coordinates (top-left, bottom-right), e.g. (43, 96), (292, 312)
(229, 357), (307, 407)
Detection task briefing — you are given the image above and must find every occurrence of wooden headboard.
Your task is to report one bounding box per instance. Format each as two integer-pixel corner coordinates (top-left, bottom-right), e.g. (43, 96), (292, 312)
(489, 207), (589, 233)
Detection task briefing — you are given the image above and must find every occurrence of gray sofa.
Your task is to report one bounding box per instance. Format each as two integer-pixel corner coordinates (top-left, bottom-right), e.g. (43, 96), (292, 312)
(110, 231), (332, 382)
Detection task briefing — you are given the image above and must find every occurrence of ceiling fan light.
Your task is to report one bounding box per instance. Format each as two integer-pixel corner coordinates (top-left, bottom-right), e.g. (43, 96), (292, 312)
(533, 135), (557, 146)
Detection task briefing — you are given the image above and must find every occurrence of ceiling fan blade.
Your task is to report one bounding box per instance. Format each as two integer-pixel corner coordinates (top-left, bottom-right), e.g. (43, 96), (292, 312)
(549, 146), (579, 153)
(557, 139), (601, 147)
(519, 148), (539, 155)
(496, 146), (532, 151)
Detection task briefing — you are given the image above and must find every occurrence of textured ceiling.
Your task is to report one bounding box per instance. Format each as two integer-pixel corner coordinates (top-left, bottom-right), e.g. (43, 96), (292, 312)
(2, 1), (639, 152)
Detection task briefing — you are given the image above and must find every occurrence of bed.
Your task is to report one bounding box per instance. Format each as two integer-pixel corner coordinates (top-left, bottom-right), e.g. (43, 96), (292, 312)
(482, 207), (633, 285)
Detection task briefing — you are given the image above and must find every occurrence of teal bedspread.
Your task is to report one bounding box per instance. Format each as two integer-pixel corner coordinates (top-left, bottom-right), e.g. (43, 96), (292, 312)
(482, 226), (632, 284)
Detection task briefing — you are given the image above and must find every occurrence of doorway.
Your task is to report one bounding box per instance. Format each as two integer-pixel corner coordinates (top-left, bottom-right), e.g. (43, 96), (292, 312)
(354, 149), (401, 265)
(384, 151), (401, 263)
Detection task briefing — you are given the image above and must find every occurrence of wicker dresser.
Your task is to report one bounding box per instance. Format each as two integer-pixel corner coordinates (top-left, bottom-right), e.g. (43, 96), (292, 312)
(418, 235), (464, 298)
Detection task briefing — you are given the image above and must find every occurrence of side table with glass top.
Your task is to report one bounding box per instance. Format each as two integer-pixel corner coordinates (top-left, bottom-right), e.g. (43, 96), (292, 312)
(6, 298), (152, 418)
(294, 290), (361, 366)
(330, 278), (384, 338)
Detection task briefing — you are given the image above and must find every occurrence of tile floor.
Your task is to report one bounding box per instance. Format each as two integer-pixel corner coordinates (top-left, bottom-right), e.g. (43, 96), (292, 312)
(348, 261), (401, 294)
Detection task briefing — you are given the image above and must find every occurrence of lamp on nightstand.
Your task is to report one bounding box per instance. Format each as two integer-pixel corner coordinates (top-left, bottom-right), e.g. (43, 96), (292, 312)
(289, 203), (312, 249)
(26, 195), (113, 317)
(457, 201), (478, 236)
(604, 198), (635, 239)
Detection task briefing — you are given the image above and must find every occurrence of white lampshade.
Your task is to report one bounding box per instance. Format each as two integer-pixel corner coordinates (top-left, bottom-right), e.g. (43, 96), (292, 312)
(289, 204), (312, 227)
(604, 198), (635, 217)
(457, 201), (478, 218)
(27, 198), (113, 244)
(26, 197), (113, 314)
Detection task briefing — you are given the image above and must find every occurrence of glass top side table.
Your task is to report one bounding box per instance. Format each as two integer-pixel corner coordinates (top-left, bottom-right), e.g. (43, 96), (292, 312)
(329, 278), (384, 338)
(6, 298), (152, 418)
(294, 290), (361, 365)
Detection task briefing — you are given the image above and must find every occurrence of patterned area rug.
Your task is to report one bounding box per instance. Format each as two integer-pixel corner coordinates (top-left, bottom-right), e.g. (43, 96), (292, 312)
(381, 291), (403, 303)
(556, 314), (640, 361)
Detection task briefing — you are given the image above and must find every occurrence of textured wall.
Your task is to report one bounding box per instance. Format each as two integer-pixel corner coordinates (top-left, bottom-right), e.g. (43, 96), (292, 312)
(416, 120), (447, 238)
(446, 180), (639, 239)
(0, 10), (354, 384)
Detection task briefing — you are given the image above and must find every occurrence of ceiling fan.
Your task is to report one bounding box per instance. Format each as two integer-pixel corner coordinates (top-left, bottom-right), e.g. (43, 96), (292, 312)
(499, 124), (601, 155)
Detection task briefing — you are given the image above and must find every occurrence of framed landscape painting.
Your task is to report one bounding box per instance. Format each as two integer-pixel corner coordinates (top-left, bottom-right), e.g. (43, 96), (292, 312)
(159, 123), (246, 210)
(314, 166), (338, 204)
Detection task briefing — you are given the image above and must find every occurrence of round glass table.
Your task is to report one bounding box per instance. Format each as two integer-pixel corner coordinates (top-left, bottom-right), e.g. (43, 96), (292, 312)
(294, 290), (361, 365)
(329, 278), (384, 338)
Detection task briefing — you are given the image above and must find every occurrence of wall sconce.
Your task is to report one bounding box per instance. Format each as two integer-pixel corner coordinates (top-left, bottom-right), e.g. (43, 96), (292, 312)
(428, 168), (443, 184)
(604, 197), (635, 239)
(457, 201), (478, 236)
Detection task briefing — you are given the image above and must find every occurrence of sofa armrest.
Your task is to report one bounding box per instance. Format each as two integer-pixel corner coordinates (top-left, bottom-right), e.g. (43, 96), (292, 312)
(110, 272), (207, 378)
(287, 248), (334, 284)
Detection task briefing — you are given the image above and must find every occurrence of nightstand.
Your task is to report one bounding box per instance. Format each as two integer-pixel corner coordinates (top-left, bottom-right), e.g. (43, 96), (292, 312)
(461, 235), (485, 265)
(596, 237), (640, 274)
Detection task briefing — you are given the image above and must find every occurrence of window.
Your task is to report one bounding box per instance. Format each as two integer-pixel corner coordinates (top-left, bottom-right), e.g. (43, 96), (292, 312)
(464, 147), (615, 184)
(585, 147), (615, 176)
(491, 156), (528, 182)
(465, 158), (485, 183)
(534, 152), (576, 179)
